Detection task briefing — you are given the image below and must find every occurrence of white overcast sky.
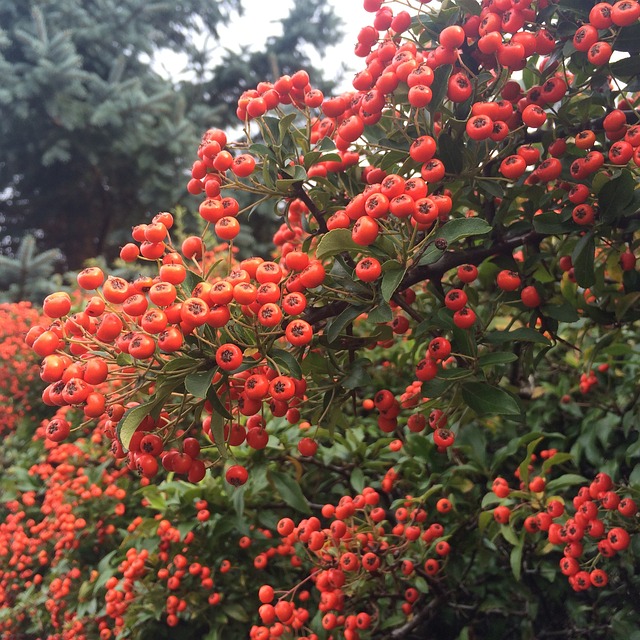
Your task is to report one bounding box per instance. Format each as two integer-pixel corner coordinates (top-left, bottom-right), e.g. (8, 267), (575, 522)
(155, 0), (370, 91)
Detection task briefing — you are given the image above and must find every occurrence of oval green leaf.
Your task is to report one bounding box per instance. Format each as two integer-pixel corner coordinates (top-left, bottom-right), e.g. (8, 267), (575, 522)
(461, 382), (521, 417)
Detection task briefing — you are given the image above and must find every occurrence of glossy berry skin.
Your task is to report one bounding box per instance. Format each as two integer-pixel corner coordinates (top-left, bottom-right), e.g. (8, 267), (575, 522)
(298, 437), (318, 456)
(620, 251), (637, 271)
(216, 344), (243, 371)
(286, 320), (313, 346)
(45, 418), (71, 442)
(444, 289), (468, 311)
(496, 270), (521, 292)
(520, 286), (541, 308)
(355, 257), (382, 282)
(458, 264), (478, 283)
(226, 465), (249, 487)
(453, 307), (476, 329)
(428, 337), (451, 361)
(493, 505), (511, 524)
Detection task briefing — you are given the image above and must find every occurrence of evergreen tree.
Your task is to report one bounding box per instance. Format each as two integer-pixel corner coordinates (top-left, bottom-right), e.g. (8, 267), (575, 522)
(188, 0), (344, 130)
(0, 234), (63, 302)
(0, 0), (342, 268)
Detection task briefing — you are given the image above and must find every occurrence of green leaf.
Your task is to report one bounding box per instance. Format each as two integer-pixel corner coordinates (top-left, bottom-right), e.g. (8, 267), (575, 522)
(368, 303), (393, 323)
(249, 142), (275, 159)
(475, 178), (504, 199)
(542, 301), (580, 323)
(510, 538), (524, 581)
(116, 352), (133, 366)
(437, 368), (473, 380)
(461, 382), (521, 416)
(270, 471), (311, 514)
(629, 463), (640, 487)
(518, 437), (544, 487)
(262, 158), (277, 189)
(319, 152), (342, 165)
(429, 64), (453, 111)
(182, 267), (204, 294)
(437, 217), (492, 245)
(117, 379), (179, 449)
(478, 352), (518, 367)
(616, 292), (640, 321)
(326, 305), (367, 344)
(206, 385), (233, 421)
(457, 0), (482, 14)
(161, 356), (198, 373)
(500, 523), (520, 546)
(342, 357), (372, 390)
(277, 112), (299, 144)
(572, 232), (595, 288)
(232, 485), (246, 524)
(614, 22), (640, 53)
(270, 348), (303, 379)
(533, 212), (572, 235)
(350, 467), (365, 493)
(225, 602), (250, 623)
(421, 376), (455, 398)
(438, 132), (463, 174)
(598, 170), (636, 222)
(185, 370), (213, 399)
(318, 136), (337, 151)
(485, 327), (551, 345)
(381, 262), (406, 302)
(141, 485), (167, 511)
(381, 149), (411, 172)
(208, 410), (229, 459)
(303, 150), (322, 168)
(415, 576), (430, 594)
(623, 269), (640, 294)
(610, 55), (640, 79)
(545, 474), (588, 493)
(316, 228), (361, 259)
(478, 510), (494, 533)
(417, 243), (445, 266)
(541, 452), (574, 474)
(276, 177), (304, 192)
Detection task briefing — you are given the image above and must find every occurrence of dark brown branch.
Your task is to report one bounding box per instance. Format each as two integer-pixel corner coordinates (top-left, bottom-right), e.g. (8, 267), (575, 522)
(304, 299), (349, 327)
(297, 453), (353, 478)
(401, 229), (545, 290)
(524, 109), (639, 144)
(295, 184), (329, 234)
(304, 229), (545, 329)
(391, 292), (423, 323)
(388, 593), (447, 639)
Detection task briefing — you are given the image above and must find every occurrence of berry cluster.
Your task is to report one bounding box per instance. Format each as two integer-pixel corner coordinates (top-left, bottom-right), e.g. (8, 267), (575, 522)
(251, 486), (455, 640)
(490, 466), (638, 591)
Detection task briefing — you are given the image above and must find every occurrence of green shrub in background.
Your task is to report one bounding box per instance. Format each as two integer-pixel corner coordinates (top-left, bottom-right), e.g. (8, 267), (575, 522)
(4, 0), (640, 638)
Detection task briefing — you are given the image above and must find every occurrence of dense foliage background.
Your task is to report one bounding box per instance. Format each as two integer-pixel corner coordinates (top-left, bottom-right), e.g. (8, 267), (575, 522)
(0, 0), (341, 268)
(1, 0), (640, 639)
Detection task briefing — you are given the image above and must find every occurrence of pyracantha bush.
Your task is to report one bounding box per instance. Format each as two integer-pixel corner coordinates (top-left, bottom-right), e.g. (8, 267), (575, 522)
(17, 0), (640, 637)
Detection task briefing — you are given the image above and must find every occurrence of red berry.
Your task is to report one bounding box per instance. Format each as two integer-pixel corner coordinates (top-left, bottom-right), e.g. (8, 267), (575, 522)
(226, 465), (249, 487)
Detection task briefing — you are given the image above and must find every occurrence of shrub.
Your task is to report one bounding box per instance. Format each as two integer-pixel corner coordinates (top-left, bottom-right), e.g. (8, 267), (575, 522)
(10, 0), (640, 638)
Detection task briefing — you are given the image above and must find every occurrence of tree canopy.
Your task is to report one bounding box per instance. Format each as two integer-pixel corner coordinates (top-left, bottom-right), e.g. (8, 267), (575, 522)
(0, 0), (342, 268)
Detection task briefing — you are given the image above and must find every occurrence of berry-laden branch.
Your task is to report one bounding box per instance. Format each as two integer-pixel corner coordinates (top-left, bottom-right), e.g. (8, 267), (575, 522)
(22, 0), (640, 638)
(388, 597), (445, 639)
(294, 183), (329, 234)
(401, 229), (546, 290)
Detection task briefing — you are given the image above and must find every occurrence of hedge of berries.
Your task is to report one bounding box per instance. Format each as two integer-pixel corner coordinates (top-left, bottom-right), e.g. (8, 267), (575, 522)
(0, 302), (50, 434)
(10, 0), (640, 637)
